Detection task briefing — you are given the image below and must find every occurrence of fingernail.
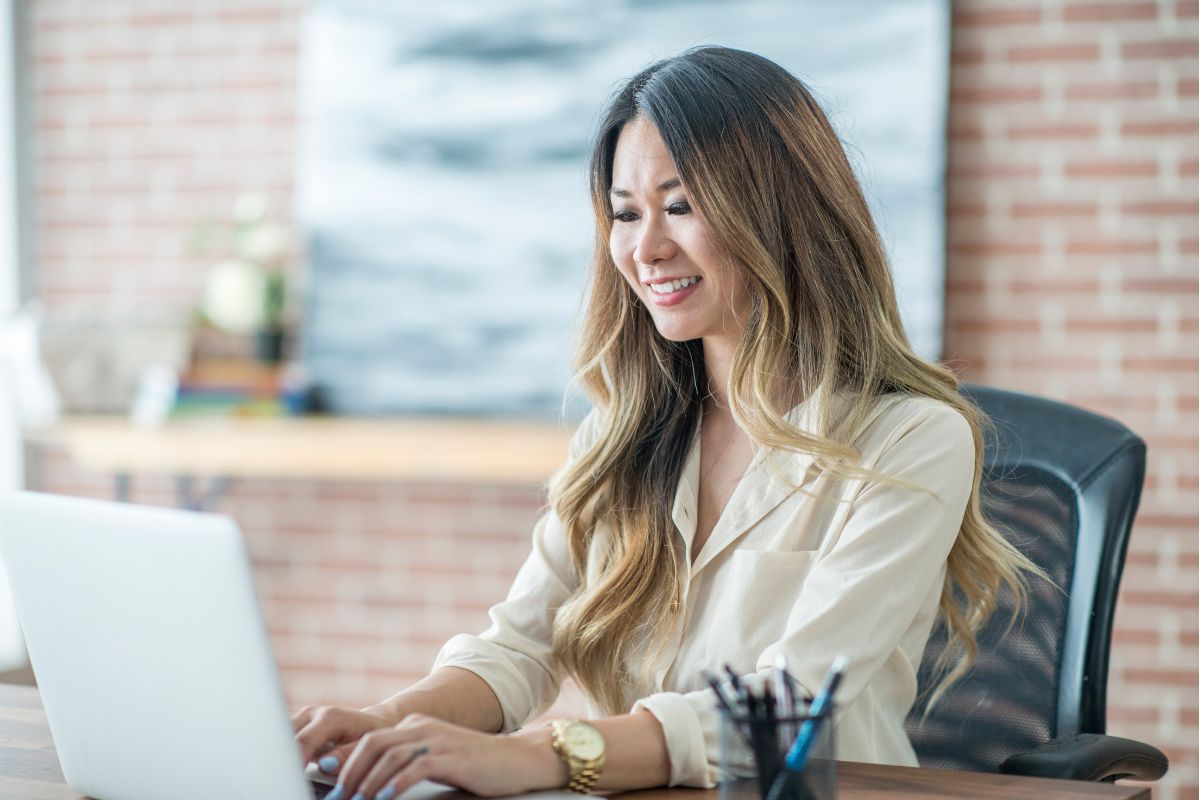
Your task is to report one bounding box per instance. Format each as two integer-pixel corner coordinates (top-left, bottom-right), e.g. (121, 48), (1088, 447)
(319, 755), (340, 773)
(376, 788), (396, 800)
(351, 793), (365, 800)
(326, 786), (343, 800)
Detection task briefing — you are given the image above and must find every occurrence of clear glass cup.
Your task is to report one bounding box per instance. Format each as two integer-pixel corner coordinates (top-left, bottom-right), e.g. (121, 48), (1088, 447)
(717, 706), (836, 800)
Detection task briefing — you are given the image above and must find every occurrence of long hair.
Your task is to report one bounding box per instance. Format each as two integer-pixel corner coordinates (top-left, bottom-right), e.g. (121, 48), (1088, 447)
(550, 45), (1037, 715)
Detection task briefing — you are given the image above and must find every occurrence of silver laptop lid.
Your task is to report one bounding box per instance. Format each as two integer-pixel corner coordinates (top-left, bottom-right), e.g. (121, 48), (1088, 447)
(0, 491), (313, 800)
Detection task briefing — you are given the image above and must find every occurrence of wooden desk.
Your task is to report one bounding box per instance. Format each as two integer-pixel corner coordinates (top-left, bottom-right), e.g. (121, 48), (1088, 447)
(0, 684), (1147, 800)
(27, 415), (576, 509)
(28, 416), (575, 484)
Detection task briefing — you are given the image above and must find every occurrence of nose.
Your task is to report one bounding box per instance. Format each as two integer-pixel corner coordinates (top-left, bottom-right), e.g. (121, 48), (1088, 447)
(633, 215), (677, 267)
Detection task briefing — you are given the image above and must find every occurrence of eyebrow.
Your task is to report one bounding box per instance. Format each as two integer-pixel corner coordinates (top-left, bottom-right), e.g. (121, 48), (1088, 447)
(610, 177), (682, 198)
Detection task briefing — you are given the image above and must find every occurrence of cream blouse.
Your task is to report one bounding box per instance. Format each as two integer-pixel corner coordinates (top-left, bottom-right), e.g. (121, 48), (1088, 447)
(432, 392), (974, 788)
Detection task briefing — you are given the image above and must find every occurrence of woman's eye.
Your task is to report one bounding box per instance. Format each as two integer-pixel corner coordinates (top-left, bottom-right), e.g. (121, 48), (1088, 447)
(667, 201), (692, 215)
(611, 210), (638, 223)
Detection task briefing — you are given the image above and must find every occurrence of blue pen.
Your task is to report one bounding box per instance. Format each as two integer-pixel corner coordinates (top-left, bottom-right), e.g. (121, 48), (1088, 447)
(764, 655), (847, 800)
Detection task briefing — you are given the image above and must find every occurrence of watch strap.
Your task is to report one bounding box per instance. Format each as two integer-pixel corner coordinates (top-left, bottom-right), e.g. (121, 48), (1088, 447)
(548, 720), (605, 794)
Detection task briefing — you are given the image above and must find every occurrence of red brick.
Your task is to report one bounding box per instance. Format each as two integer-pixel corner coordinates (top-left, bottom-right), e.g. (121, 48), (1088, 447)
(1121, 118), (1200, 137)
(32, 16), (107, 32)
(1009, 356), (1103, 370)
(1122, 38), (1200, 59)
(1121, 199), (1199, 216)
(1007, 121), (1100, 140)
(1064, 318), (1159, 332)
(1122, 277), (1200, 293)
(951, 162), (1042, 179)
(1010, 201), (1100, 218)
(1064, 80), (1159, 101)
(1010, 277), (1101, 293)
(947, 240), (1042, 256)
(1064, 159), (1159, 178)
(1123, 587), (1200, 606)
(1124, 668), (1200, 686)
(950, 319), (1041, 333)
(1123, 356), (1200, 371)
(124, 12), (195, 27)
(947, 202), (988, 217)
(1065, 238), (1158, 255)
(1135, 512), (1200, 528)
(1008, 42), (1102, 62)
(950, 85), (1042, 104)
(948, 125), (986, 142)
(950, 47), (987, 67)
(956, 6), (1042, 25)
(1063, 1), (1158, 22)
(206, 6), (295, 24)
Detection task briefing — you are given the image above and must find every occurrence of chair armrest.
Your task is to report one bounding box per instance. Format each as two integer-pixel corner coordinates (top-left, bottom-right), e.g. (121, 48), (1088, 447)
(999, 733), (1168, 782)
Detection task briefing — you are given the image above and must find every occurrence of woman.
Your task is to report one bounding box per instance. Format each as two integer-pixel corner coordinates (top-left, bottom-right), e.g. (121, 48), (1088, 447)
(292, 46), (1035, 800)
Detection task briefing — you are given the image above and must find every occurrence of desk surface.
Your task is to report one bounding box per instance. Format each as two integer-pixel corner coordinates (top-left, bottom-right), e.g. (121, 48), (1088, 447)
(0, 684), (1147, 800)
(27, 415), (576, 484)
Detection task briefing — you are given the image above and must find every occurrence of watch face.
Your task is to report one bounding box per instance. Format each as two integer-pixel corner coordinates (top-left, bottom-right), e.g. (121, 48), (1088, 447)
(564, 722), (605, 761)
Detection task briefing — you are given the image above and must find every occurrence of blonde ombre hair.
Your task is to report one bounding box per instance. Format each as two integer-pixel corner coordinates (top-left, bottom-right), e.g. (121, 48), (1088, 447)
(550, 46), (1038, 715)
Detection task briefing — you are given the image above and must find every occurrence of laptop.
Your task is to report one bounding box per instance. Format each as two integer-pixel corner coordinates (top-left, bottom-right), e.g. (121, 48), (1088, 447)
(0, 491), (479, 800)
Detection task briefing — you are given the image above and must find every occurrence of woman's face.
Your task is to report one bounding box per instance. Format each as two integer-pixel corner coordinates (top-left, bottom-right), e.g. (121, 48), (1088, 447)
(608, 117), (752, 345)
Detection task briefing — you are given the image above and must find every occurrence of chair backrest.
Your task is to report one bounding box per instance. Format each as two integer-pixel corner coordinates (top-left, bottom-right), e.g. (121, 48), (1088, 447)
(905, 384), (1146, 773)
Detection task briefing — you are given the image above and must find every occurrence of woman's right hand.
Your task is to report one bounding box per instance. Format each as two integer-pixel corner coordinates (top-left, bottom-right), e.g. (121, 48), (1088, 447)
(292, 705), (394, 777)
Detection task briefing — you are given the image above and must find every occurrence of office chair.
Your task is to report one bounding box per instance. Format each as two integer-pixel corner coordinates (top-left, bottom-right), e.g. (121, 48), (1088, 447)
(905, 383), (1169, 783)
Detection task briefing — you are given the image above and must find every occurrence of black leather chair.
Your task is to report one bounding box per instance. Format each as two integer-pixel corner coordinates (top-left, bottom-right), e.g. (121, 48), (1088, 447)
(905, 383), (1169, 783)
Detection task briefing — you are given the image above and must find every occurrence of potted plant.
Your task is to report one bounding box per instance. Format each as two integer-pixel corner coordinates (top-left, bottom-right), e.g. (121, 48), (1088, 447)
(196, 194), (294, 364)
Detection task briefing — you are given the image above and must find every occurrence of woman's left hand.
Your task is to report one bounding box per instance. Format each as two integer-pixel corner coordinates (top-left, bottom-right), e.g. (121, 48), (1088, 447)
(323, 713), (563, 800)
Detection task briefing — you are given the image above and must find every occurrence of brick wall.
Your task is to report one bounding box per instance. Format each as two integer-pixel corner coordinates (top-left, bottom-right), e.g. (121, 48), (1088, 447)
(23, 1), (1198, 798)
(943, 3), (1198, 798)
(30, 0), (301, 313)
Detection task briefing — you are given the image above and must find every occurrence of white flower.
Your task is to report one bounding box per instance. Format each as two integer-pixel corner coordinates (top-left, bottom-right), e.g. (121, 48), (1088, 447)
(239, 221), (288, 267)
(202, 259), (266, 333)
(233, 193), (269, 225)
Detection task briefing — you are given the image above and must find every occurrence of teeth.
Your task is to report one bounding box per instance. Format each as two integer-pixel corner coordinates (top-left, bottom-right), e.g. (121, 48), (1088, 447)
(649, 276), (699, 294)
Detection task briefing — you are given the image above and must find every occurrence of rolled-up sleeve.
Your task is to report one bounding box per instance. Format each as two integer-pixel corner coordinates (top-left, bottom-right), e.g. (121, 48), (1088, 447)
(638, 401), (976, 788)
(431, 411), (602, 732)
(632, 689), (722, 788)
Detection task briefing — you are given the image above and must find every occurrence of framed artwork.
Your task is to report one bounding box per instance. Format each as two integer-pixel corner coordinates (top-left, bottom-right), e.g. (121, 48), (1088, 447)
(298, 0), (949, 417)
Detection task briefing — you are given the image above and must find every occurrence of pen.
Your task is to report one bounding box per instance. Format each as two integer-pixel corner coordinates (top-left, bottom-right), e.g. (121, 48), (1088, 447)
(723, 664), (742, 690)
(772, 654), (796, 743)
(701, 668), (740, 717)
(724, 664), (750, 713)
(773, 653), (796, 716)
(701, 668), (754, 748)
(765, 656), (847, 800)
(744, 682), (774, 800)
(761, 682), (780, 779)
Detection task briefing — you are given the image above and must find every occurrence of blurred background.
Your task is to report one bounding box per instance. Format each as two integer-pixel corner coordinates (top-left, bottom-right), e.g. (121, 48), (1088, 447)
(0, 1), (1195, 798)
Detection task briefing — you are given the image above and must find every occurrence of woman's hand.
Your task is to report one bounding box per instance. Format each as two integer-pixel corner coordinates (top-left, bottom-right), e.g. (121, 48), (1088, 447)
(321, 713), (565, 800)
(291, 705), (393, 774)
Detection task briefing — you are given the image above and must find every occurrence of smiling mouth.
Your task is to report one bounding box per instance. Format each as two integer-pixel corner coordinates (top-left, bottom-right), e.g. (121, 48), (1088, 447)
(647, 276), (701, 294)
(644, 276), (702, 307)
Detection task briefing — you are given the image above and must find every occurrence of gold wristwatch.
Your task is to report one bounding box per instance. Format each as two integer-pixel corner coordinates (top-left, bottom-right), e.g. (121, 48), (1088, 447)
(547, 719), (606, 793)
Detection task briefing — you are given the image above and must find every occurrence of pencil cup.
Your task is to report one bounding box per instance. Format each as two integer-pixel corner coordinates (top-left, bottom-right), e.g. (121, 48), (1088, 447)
(716, 706), (836, 800)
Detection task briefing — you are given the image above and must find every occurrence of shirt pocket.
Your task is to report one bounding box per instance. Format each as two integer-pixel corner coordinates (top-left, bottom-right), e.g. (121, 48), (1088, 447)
(703, 549), (819, 665)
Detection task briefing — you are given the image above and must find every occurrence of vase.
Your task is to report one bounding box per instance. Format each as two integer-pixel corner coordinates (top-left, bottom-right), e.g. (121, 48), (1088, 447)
(254, 327), (286, 364)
